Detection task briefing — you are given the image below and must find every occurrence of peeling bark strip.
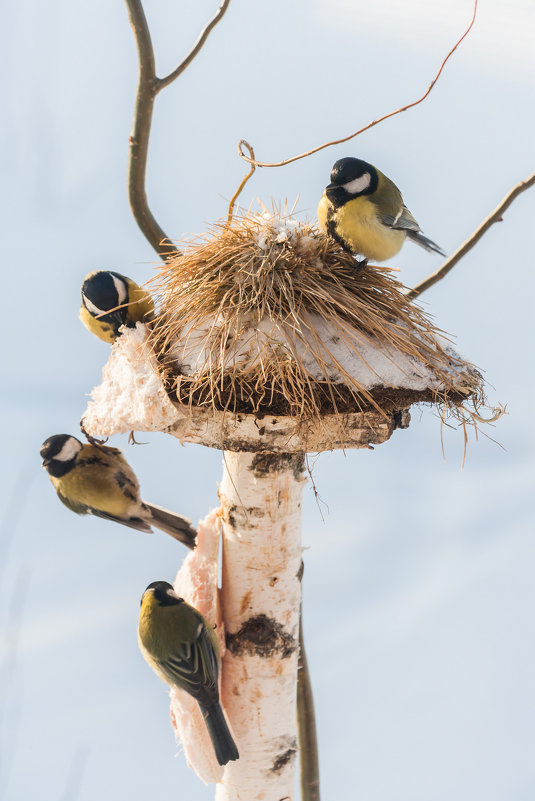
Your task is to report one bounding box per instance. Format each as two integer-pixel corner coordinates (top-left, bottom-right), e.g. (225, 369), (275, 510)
(217, 451), (305, 801)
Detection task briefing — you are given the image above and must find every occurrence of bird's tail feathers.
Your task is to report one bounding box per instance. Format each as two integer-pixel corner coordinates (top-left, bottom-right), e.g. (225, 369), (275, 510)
(144, 502), (197, 550)
(406, 230), (446, 257)
(200, 702), (239, 766)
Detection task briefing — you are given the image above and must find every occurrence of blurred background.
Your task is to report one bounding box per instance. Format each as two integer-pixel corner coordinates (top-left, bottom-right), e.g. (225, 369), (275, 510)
(1, 0), (534, 798)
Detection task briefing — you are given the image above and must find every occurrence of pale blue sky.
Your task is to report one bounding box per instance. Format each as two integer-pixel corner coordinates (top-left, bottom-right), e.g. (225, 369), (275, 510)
(1, 1), (534, 799)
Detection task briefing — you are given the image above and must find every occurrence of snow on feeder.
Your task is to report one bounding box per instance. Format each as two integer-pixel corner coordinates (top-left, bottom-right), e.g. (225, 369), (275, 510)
(82, 210), (492, 800)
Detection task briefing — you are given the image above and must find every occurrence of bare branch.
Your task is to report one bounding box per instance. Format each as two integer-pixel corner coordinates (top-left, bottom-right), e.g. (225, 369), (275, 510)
(407, 172), (535, 300)
(157, 0), (231, 91)
(125, 0), (176, 258)
(125, 0), (231, 259)
(297, 610), (320, 801)
(238, 0), (478, 169)
(227, 140), (256, 224)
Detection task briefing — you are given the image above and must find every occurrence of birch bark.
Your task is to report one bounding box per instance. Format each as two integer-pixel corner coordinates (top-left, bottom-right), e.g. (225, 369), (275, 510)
(216, 451), (306, 801)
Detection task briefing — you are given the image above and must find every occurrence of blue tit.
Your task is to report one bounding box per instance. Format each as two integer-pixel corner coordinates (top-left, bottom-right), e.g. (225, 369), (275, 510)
(80, 270), (155, 343)
(138, 581), (239, 766)
(318, 157), (446, 262)
(40, 435), (196, 549)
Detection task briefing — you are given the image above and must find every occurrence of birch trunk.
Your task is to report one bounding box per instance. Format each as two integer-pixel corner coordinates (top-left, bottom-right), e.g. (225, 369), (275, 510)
(216, 451), (306, 801)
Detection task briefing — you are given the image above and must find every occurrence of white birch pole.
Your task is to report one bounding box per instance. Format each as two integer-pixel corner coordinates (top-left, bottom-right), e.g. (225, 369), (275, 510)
(216, 451), (305, 801)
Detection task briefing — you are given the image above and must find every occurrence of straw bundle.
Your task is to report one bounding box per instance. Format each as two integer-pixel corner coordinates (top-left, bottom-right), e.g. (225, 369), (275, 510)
(147, 211), (485, 423)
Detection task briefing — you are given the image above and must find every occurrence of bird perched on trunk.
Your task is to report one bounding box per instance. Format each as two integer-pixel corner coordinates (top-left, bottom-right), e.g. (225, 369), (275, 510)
(80, 270), (155, 343)
(318, 157), (445, 263)
(40, 434), (196, 549)
(138, 581), (239, 766)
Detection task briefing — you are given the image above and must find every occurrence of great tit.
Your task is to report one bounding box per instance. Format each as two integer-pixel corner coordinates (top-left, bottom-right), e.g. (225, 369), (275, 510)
(138, 581), (239, 766)
(318, 157), (446, 262)
(80, 270), (155, 343)
(40, 435), (196, 549)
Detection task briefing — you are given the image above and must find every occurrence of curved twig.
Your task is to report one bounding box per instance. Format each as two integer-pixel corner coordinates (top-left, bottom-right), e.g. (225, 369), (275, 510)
(407, 172), (535, 300)
(238, 0), (478, 169)
(227, 140), (256, 224)
(125, 0), (231, 259)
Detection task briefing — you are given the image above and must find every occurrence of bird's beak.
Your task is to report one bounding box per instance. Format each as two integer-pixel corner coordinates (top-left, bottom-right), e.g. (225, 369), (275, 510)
(325, 183), (342, 203)
(42, 459), (50, 468)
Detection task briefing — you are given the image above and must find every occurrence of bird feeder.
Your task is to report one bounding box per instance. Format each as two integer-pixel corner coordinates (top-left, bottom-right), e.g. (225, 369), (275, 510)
(82, 211), (486, 801)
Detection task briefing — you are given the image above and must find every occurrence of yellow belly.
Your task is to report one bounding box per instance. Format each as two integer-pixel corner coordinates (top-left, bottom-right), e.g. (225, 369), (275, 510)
(318, 194), (405, 262)
(79, 305), (117, 343)
(53, 461), (132, 517)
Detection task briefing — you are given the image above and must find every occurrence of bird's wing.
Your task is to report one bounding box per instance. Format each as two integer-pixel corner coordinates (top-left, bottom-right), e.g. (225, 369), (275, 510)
(57, 487), (152, 532)
(381, 204), (421, 233)
(87, 507), (153, 533)
(56, 488), (91, 516)
(382, 203), (446, 255)
(164, 627), (219, 703)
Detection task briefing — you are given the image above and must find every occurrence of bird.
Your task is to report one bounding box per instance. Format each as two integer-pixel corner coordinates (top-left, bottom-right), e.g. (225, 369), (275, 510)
(318, 157), (446, 263)
(40, 434), (196, 549)
(80, 270), (155, 343)
(138, 580), (239, 766)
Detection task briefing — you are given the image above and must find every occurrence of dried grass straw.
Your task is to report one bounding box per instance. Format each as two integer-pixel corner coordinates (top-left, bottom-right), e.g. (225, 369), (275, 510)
(146, 210), (500, 430)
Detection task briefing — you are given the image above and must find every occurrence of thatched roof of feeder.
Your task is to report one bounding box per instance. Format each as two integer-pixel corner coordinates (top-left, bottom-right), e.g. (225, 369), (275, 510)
(82, 211), (494, 453)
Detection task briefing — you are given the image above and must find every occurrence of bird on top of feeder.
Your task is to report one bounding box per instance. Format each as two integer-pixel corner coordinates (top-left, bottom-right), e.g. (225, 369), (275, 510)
(40, 434), (196, 549)
(318, 157), (445, 263)
(80, 270), (155, 343)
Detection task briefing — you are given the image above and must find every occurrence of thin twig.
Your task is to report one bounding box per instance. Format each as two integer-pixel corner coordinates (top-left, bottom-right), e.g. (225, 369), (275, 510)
(227, 140), (256, 224)
(297, 609), (320, 801)
(238, 0), (478, 169)
(157, 0), (231, 91)
(407, 172), (535, 300)
(125, 0), (231, 258)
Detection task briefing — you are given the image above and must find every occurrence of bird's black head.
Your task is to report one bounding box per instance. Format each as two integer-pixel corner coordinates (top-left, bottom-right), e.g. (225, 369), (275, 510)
(142, 581), (184, 607)
(326, 157), (378, 207)
(40, 434), (82, 478)
(81, 271), (129, 329)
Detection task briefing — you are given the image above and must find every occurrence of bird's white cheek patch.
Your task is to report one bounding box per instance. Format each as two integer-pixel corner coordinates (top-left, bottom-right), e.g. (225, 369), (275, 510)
(343, 172), (371, 194)
(55, 438), (82, 462)
(82, 294), (105, 317)
(111, 275), (128, 305)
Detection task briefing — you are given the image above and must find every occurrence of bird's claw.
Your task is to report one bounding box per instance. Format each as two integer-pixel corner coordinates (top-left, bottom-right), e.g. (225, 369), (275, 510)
(79, 420), (108, 447)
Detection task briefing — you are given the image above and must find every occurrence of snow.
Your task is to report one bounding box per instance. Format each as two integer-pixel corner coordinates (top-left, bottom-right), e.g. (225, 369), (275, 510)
(82, 314), (474, 443)
(83, 323), (181, 436)
(254, 212), (304, 249)
(171, 311), (466, 391)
